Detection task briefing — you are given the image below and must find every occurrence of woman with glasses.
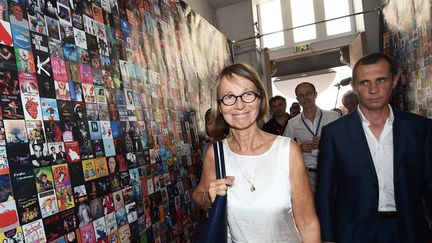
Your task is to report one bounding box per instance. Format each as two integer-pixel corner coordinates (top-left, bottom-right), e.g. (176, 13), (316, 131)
(192, 63), (320, 242)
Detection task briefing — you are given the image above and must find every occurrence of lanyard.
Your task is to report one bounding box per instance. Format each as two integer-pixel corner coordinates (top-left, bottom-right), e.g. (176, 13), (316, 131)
(301, 110), (323, 137)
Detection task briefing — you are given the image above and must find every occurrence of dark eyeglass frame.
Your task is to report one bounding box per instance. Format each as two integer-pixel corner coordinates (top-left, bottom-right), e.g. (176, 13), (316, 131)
(218, 91), (261, 106)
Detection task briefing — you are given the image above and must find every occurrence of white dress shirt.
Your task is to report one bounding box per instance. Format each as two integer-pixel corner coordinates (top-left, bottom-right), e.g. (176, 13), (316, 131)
(358, 105), (396, 212)
(283, 107), (339, 168)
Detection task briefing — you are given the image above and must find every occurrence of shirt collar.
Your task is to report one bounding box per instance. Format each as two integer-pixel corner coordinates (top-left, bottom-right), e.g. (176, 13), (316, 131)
(301, 106), (321, 120)
(357, 104), (394, 126)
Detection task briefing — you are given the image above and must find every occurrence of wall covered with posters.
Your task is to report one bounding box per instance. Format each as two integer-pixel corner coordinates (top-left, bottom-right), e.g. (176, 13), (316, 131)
(382, 0), (432, 118)
(0, 0), (230, 241)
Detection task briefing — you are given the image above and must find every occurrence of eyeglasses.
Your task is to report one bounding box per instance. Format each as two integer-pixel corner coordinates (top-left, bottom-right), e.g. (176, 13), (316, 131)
(218, 91), (261, 106)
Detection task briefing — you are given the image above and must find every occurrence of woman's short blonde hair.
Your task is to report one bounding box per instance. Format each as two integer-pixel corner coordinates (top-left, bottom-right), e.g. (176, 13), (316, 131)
(209, 63), (269, 137)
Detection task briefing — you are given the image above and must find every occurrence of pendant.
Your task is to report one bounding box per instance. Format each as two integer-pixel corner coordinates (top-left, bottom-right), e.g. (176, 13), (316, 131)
(250, 185), (256, 192)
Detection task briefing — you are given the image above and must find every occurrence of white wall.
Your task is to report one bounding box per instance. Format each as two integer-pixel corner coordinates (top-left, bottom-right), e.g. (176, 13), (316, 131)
(215, 1), (254, 40)
(216, 1), (263, 80)
(183, 0), (215, 26)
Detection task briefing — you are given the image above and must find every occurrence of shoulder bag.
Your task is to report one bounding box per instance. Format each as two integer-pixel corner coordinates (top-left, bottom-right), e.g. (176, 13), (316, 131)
(192, 140), (227, 243)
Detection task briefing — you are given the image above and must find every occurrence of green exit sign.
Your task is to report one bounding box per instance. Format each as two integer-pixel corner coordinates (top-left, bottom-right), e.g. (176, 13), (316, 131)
(295, 43), (310, 52)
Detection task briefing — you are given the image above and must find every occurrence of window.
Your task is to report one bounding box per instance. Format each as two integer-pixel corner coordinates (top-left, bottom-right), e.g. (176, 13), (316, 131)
(324, 0), (351, 36)
(290, 0), (316, 43)
(258, 0), (284, 48)
(255, 0), (356, 49)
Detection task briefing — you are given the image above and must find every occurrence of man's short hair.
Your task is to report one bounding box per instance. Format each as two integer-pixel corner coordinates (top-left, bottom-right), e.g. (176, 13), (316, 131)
(290, 102), (300, 108)
(295, 82), (317, 96)
(269, 95), (286, 105)
(352, 53), (396, 82)
(342, 90), (357, 102)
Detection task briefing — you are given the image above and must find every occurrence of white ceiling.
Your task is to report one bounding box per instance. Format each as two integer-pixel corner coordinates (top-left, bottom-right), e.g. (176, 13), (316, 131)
(272, 66), (353, 110)
(273, 70), (336, 98)
(207, 0), (244, 9)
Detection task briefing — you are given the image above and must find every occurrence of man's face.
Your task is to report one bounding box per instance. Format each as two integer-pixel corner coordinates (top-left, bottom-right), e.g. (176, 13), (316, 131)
(270, 99), (286, 118)
(296, 84), (317, 110)
(34, 145), (43, 158)
(290, 106), (300, 117)
(352, 59), (397, 113)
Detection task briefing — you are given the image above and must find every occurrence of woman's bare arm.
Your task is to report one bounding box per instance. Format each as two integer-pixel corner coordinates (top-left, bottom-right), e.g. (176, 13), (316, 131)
(289, 141), (321, 243)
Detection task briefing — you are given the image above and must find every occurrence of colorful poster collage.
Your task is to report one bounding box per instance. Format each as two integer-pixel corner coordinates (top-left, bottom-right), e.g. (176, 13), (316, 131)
(0, 0), (230, 242)
(383, 2), (432, 118)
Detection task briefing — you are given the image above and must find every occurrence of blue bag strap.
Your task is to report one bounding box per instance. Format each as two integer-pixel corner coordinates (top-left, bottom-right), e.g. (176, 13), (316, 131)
(213, 141), (226, 179)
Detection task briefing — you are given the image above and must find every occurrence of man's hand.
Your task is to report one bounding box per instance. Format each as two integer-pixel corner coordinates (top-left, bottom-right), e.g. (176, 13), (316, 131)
(311, 136), (320, 149)
(301, 141), (314, 152)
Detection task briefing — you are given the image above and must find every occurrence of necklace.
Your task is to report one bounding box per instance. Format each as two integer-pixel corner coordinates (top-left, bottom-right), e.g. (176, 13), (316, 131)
(242, 171), (256, 192)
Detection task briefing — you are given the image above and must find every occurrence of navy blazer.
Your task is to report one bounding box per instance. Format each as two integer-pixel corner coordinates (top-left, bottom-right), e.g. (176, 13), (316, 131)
(316, 109), (432, 243)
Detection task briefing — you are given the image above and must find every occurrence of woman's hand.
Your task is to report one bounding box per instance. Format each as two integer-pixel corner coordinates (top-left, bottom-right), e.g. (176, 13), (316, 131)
(208, 176), (235, 202)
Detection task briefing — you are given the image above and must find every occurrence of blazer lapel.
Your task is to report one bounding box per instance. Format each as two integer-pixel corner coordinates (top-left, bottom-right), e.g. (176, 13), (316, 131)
(392, 110), (405, 180)
(349, 112), (378, 180)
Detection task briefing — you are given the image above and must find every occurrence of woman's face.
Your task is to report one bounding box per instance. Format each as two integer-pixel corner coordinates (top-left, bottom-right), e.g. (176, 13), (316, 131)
(218, 74), (260, 131)
(108, 158), (116, 172)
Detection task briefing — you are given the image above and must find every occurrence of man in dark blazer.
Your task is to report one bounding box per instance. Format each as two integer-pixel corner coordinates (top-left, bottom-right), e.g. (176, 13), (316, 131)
(316, 53), (432, 243)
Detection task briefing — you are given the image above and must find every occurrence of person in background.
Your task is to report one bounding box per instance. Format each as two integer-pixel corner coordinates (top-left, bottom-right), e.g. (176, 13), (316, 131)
(290, 102), (301, 118)
(204, 108), (229, 142)
(342, 89), (359, 114)
(262, 95), (290, 135)
(283, 82), (339, 192)
(331, 108), (343, 116)
(193, 63), (320, 242)
(316, 53), (432, 243)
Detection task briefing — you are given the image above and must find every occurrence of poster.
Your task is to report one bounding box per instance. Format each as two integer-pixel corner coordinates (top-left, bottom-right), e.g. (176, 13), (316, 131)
(0, 0), (231, 241)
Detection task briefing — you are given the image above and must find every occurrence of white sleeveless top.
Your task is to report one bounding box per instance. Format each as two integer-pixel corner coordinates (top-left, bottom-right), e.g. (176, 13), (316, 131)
(224, 136), (301, 243)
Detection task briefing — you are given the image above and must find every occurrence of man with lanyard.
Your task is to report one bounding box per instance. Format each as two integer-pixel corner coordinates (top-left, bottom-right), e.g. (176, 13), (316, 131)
(283, 82), (339, 192)
(263, 95), (291, 135)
